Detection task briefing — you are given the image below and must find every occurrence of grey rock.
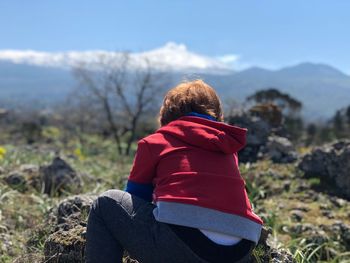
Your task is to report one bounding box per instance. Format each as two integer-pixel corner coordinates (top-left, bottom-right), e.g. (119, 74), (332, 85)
(228, 113), (298, 163)
(289, 223), (316, 235)
(253, 226), (295, 262)
(298, 140), (350, 199)
(321, 222), (350, 250)
(262, 136), (298, 163)
(269, 248), (294, 263)
(40, 157), (82, 196)
(19, 164), (39, 174)
(290, 210), (304, 222)
(3, 165), (41, 192)
(305, 230), (329, 246)
(230, 114), (271, 145)
(321, 210), (334, 219)
(329, 196), (347, 208)
(3, 172), (27, 188)
(288, 223), (329, 248)
(0, 232), (26, 258)
(228, 114), (272, 163)
(56, 194), (97, 227)
(44, 224), (86, 263)
(43, 194), (97, 262)
(319, 203), (330, 210)
(12, 253), (44, 263)
(293, 205), (310, 213)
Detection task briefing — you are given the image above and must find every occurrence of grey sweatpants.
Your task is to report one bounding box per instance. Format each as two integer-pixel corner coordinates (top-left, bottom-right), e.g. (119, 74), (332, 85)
(85, 189), (207, 263)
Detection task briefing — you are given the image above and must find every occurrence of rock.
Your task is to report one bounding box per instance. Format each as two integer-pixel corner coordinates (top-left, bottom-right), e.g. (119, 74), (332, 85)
(56, 194), (97, 229)
(0, 166), (5, 175)
(19, 164), (39, 174)
(3, 172), (27, 189)
(2, 165), (42, 192)
(0, 233), (14, 256)
(298, 140), (350, 199)
(228, 114), (272, 163)
(253, 227), (295, 262)
(295, 180), (309, 192)
(282, 180), (291, 191)
(230, 114), (272, 146)
(339, 225), (350, 250)
(43, 194), (96, 262)
(305, 230), (328, 246)
(262, 136), (298, 163)
(287, 223), (329, 249)
(329, 196), (347, 208)
(293, 205), (310, 213)
(12, 254), (44, 263)
(289, 223), (315, 235)
(44, 224), (86, 263)
(3, 159), (83, 196)
(0, 232), (27, 258)
(290, 210), (304, 222)
(228, 113), (298, 163)
(319, 203), (330, 210)
(321, 210), (334, 219)
(321, 222), (350, 250)
(269, 248), (294, 263)
(40, 157), (82, 196)
(299, 149), (329, 177)
(297, 189), (318, 203)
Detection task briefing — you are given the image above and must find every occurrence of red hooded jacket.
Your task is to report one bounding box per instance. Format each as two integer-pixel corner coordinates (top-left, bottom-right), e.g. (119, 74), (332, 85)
(127, 116), (263, 243)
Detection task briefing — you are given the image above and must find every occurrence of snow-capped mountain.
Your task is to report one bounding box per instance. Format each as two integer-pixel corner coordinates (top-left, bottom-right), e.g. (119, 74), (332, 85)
(0, 42), (233, 73)
(1, 43), (350, 120)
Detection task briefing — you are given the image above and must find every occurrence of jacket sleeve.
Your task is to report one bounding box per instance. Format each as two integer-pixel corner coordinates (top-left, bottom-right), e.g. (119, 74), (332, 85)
(125, 139), (156, 202)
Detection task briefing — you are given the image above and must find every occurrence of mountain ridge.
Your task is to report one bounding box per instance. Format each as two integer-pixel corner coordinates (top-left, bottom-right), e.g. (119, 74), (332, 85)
(0, 54), (349, 120)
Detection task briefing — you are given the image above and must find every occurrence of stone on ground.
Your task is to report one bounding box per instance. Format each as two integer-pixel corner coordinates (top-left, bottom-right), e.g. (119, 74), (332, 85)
(299, 140), (350, 199)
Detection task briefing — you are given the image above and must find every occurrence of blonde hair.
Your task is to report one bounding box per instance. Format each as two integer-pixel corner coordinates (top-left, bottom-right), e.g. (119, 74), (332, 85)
(159, 80), (224, 126)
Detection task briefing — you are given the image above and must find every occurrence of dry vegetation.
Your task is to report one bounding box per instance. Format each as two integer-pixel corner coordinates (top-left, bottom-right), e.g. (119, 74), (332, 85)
(0, 133), (350, 262)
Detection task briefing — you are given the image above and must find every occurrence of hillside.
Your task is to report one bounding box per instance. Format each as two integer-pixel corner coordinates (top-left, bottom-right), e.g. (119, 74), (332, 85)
(1, 60), (350, 120)
(202, 63), (350, 120)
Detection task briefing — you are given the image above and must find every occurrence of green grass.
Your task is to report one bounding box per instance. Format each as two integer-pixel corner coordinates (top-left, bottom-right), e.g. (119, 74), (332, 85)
(0, 134), (135, 262)
(0, 134), (350, 262)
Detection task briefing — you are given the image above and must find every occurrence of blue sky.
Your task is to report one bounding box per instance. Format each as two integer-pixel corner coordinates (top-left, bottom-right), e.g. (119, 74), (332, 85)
(1, 0), (350, 72)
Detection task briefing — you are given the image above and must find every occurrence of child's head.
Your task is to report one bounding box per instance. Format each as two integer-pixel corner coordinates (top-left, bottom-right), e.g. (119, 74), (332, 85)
(159, 79), (224, 126)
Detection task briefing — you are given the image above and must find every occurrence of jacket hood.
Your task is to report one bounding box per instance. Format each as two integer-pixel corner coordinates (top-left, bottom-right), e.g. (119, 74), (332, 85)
(156, 116), (247, 154)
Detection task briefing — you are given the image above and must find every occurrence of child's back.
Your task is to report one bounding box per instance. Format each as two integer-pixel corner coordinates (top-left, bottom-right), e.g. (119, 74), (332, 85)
(86, 80), (263, 263)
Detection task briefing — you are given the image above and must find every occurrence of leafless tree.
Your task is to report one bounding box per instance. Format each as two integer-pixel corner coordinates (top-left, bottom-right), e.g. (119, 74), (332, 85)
(55, 89), (102, 145)
(73, 53), (169, 155)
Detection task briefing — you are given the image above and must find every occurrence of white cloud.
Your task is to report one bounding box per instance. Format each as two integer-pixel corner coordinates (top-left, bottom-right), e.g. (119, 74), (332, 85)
(216, 54), (254, 71)
(217, 54), (239, 64)
(0, 43), (236, 74)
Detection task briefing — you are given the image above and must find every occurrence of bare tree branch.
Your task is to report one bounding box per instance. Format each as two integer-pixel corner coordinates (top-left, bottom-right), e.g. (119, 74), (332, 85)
(72, 52), (169, 155)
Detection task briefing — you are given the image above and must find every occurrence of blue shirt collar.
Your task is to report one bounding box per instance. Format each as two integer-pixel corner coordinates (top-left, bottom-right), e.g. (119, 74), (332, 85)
(185, 112), (216, 121)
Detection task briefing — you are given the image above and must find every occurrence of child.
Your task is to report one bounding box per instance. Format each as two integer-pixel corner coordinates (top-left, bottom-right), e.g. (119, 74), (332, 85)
(86, 80), (263, 263)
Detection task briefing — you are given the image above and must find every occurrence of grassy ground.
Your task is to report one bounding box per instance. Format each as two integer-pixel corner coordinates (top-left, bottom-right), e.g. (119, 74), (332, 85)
(242, 161), (350, 262)
(0, 135), (350, 262)
(0, 135), (133, 262)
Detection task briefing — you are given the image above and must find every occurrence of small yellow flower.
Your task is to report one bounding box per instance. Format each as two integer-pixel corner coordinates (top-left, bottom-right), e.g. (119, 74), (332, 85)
(0, 146), (6, 155)
(0, 146), (6, 160)
(74, 148), (85, 161)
